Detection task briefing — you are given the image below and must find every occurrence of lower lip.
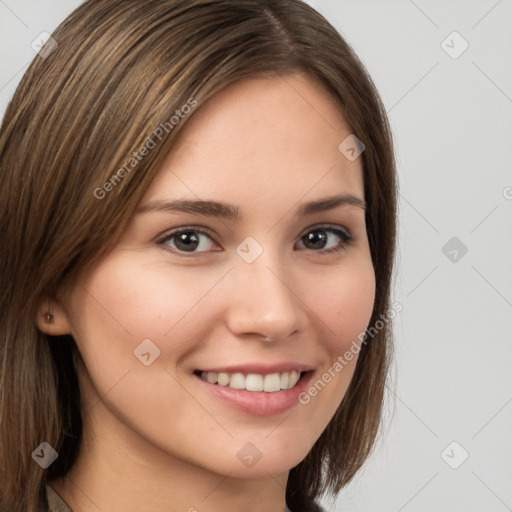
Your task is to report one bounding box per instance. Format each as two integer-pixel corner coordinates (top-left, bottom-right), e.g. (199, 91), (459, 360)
(194, 372), (314, 416)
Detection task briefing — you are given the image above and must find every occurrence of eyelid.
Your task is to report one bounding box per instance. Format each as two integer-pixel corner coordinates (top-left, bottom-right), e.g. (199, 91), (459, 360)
(299, 222), (353, 240)
(156, 225), (217, 241)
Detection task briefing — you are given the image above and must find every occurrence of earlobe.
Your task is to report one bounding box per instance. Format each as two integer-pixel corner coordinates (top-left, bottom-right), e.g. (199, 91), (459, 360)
(34, 298), (74, 336)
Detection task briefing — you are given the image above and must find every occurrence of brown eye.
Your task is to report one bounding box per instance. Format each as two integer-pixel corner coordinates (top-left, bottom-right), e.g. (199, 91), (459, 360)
(297, 226), (354, 253)
(158, 228), (218, 255)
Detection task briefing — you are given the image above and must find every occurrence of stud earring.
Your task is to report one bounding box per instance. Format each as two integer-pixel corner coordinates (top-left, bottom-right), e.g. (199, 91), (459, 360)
(45, 312), (54, 323)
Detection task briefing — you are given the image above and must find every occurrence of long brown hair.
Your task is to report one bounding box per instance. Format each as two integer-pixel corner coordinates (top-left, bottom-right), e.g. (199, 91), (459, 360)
(0, 1), (397, 510)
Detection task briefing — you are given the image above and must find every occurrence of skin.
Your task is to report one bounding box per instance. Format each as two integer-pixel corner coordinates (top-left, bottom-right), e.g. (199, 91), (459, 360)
(37, 71), (375, 512)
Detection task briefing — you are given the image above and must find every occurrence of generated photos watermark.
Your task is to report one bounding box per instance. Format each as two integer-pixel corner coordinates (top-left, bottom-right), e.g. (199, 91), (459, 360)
(298, 301), (402, 405)
(93, 98), (197, 200)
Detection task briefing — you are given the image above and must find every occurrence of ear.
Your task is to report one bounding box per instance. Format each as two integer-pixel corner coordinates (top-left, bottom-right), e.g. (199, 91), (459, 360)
(34, 296), (74, 336)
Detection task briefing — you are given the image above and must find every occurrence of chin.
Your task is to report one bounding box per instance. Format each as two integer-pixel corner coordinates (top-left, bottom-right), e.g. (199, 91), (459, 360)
(208, 437), (314, 478)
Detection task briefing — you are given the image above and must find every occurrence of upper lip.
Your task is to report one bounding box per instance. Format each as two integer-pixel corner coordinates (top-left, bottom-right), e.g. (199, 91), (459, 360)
(195, 362), (314, 375)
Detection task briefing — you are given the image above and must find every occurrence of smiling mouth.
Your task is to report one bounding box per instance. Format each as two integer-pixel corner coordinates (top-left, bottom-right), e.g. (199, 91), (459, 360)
(193, 370), (310, 392)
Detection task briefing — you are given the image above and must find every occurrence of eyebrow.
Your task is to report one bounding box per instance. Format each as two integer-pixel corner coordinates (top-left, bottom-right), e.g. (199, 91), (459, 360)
(136, 194), (366, 221)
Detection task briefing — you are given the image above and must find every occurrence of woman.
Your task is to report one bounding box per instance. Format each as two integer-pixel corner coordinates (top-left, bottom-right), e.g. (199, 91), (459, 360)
(0, 1), (397, 511)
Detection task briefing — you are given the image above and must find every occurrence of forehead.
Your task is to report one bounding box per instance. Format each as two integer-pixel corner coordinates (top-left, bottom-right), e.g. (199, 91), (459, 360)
(143, 72), (364, 209)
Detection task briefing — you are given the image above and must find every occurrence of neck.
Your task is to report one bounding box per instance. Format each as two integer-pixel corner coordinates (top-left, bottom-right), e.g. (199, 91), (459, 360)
(50, 398), (290, 512)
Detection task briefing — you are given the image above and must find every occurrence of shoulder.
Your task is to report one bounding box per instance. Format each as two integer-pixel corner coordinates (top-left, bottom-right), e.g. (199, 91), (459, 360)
(44, 485), (73, 512)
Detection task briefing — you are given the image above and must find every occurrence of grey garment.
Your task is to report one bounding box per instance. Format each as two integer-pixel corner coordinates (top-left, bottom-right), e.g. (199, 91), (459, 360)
(45, 485), (73, 512)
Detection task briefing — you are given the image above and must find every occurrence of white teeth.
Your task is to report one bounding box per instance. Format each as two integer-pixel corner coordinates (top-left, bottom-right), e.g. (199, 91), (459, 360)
(217, 372), (230, 386)
(206, 372), (218, 384)
(289, 370), (300, 388)
(229, 372), (245, 389)
(263, 373), (281, 392)
(199, 370), (304, 392)
(245, 374), (264, 391)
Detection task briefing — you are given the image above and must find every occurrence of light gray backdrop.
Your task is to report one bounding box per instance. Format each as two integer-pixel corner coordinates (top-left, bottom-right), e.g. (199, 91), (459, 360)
(1, 1), (511, 511)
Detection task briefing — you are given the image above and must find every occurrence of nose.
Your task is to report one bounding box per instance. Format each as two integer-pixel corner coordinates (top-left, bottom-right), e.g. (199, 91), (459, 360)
(224, 249), (305, 343)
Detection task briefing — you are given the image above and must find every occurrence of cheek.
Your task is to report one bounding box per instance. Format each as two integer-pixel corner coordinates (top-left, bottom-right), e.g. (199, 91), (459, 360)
(313, 257), (376, 355)
(71, 253), (225, 352)
(66, 254), (225, 407)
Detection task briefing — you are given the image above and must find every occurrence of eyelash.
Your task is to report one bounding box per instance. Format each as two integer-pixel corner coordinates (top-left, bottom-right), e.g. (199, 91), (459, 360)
(156, 224), (356, 258)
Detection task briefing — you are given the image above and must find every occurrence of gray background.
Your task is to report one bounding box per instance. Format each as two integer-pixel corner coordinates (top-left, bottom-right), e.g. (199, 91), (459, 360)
(1, 1), (511, 511)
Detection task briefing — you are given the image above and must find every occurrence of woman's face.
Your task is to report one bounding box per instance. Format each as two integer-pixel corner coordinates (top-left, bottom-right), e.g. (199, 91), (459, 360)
(54, 72), (375, 478)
